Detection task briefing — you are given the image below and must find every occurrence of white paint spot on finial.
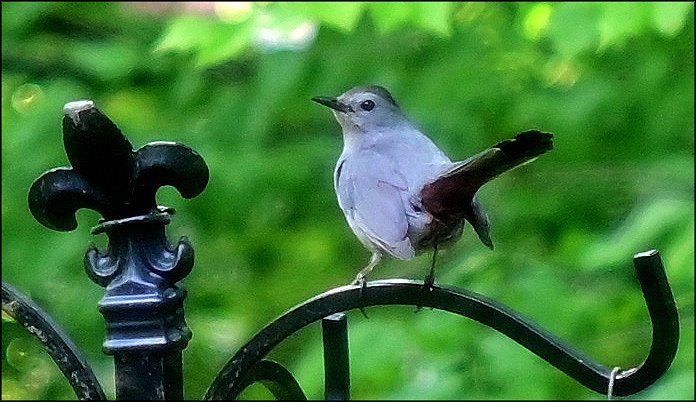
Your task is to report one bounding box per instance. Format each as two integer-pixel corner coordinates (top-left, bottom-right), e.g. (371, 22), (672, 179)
(63, 100), (95, 124)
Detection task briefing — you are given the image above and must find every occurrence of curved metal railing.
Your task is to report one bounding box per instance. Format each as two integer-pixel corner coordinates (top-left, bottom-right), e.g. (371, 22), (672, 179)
(205, 250), (678, 399)
(2, 281), (106, 400)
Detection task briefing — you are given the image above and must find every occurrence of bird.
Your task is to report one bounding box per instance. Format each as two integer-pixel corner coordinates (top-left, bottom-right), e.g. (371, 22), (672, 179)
(312, 85), (553, 288)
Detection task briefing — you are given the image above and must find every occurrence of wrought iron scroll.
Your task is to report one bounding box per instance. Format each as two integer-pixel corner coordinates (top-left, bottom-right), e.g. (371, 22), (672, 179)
(223, 360), (308, 400)
(205, 250), (678, 399)
(2, 281), (106, 400)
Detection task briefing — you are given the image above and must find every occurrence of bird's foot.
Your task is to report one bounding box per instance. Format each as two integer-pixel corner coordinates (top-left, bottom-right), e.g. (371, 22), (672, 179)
(351, 273), (369, 319)
(351, 272), (367, 290)
(423, 272), (436, 291)
(414, 272), (436, 313)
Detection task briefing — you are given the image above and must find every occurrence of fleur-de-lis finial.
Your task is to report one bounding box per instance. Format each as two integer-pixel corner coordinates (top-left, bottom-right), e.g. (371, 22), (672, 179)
(29, 100), (208, 231)
(28, 100), (209, 358)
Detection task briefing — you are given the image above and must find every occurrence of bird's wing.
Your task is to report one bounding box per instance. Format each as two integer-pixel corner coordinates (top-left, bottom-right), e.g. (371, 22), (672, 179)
(421, 130), (553, 249)
(423, 130), (553, 213)
(335, 152), (415, 260)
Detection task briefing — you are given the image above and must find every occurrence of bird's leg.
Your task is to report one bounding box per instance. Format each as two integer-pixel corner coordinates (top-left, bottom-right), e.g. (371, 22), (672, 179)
(351, 252), (381, 319)
(415, 244), (439, 313)
(352, 251), (381, 288)
(423, 244), (439, 289)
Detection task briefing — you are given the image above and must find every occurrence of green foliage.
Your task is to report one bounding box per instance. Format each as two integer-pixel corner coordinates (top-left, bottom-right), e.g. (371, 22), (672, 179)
(2, 2), (693, 400)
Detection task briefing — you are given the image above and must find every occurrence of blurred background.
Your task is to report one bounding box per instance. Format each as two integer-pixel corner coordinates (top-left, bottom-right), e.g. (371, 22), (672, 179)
(2, 2), (693, 400)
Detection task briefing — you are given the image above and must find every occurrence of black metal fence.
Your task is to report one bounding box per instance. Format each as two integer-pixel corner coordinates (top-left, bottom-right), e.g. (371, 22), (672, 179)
(2, 101), (680, 400)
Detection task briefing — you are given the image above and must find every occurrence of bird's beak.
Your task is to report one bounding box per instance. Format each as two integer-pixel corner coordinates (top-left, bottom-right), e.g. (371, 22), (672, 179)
(311, 96), (353, 113)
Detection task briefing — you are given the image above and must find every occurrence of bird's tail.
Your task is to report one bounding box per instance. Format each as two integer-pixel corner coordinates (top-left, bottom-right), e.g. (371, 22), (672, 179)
(448, 130), (553, 184)
(421, 130), (553, 248)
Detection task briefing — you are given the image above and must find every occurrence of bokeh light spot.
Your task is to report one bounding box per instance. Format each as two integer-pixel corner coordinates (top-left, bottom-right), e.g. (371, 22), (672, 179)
(11, 83), (44, 114)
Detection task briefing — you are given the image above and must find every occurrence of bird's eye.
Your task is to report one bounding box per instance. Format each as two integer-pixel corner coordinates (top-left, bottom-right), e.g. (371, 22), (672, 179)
(360, 100), (375, 111)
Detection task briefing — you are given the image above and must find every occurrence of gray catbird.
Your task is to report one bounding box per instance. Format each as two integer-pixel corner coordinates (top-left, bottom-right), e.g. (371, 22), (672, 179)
(312, 85), (553, 287)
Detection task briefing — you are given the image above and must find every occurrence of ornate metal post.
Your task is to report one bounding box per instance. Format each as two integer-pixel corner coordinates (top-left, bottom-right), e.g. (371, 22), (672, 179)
(27, 100), (209, 399)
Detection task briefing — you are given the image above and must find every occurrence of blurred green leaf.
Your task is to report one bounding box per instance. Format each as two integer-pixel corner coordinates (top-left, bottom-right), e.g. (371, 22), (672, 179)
(411, 2), (454, 36)
(304, 2), (365, 32)
(580, 197), (693, 271)
(367, 2), (453, 36)
(596, 3), (650, 49)
(649, 2), (694, 36)
(547, 3), (601, 58)
(155, 15), (254, 67)
(68, 40), (141, 81)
